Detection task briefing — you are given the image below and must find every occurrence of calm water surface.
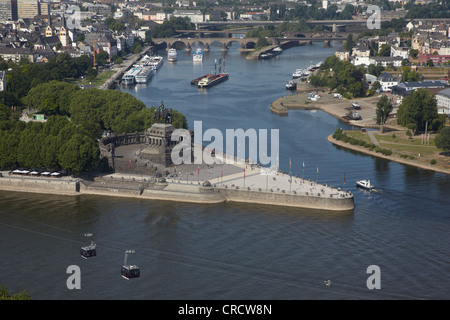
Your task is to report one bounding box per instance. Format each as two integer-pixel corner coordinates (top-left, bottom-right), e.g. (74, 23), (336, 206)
(1, 41), (449, 300)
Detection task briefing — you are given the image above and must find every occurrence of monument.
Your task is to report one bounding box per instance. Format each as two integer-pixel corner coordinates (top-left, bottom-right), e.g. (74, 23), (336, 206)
(140, 102), (177, 167)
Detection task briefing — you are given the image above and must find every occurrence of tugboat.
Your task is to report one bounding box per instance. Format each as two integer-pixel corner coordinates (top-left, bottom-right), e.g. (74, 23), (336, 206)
(356, 180), (374, 191)
(80, 233), (96, 259)
(121, 250), (140, 280)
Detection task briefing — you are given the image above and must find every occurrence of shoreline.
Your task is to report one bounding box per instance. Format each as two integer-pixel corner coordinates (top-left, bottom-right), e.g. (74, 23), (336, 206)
(327, 135), (450, 175)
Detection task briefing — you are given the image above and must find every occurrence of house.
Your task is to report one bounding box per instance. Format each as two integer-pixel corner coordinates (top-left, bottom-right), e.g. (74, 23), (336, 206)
(391, 45), (409, 59)
(378, 72), (399, 92)
(435, 88), (450, 116)
(370, 56), (403, 67)
(335, 48), (350, 61)
(391, 80), (449, 97)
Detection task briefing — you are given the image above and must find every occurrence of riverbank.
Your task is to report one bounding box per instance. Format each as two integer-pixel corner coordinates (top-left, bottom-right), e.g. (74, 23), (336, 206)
(0, 168), (355, 211)
(271, 89), (386, 128)
(328, 134), (450, 175)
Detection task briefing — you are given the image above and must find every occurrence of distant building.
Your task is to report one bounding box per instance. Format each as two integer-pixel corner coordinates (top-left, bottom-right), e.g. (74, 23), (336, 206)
(172, 9), (204, 23)
(435, 88), (450, 116)
(0, 0), (18, 21)
(418, 54), (450, 66)
(17, 0), (39, 19)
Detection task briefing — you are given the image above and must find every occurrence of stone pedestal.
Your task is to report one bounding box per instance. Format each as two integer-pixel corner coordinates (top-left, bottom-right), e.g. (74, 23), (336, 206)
(140, 123), (176, 167)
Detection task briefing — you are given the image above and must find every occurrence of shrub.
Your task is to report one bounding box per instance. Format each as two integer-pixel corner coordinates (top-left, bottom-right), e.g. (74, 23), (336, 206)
(430, 159), (437, 165)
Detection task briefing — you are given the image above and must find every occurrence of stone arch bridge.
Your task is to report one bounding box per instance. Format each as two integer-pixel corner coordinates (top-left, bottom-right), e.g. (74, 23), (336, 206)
(153, 35), (343, 52)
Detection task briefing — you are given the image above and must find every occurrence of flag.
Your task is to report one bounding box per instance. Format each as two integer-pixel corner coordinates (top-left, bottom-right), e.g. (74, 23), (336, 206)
(344, 172), (346, 186)
(289, 157), (291, 170)
(303, 162), (305, 171)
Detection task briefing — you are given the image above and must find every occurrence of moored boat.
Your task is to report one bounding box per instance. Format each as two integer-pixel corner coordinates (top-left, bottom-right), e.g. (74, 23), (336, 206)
(286, 80), (297, 90)
(148, 55), (163, 70)
(122, 66), (142, 85)
(135, 66), (154, 84)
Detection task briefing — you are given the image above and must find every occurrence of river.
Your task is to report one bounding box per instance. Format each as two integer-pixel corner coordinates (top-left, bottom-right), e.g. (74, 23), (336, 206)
(0, 41), (449, 300)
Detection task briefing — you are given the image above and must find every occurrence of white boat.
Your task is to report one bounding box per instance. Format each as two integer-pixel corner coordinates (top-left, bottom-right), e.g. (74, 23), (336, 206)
(193, 48), (203, 62)
(292, 68), (308, 79)
(286, 80), (297, 90)
(148, 55), (163, 70)
(356, 180), (374, 190)
(122, 67), (142, 85)
(168, 48), (177, 62)
(135, 66), (154, 84)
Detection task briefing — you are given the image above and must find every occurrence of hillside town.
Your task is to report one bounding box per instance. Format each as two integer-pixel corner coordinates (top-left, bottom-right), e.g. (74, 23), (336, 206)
(335, 16), (450, 116)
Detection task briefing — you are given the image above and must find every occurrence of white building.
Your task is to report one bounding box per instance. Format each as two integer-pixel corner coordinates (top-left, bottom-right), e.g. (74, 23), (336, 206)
(436, 88), (450, 116)
(378, 72), (399, 93)
(172, 9), (204, 23)
(391, 46), (409, 59)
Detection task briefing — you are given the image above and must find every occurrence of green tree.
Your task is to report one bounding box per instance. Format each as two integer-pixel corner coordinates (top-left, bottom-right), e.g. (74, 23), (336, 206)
(344, 34), (354, 51)
(426, 59), (434, 67)
(435, 126), (450, 155)
(409, 49), (418, 59)
(58, 134), (99, 173)
(376, 95), (393, 126)
(397, 89), (438, 132)
(0, 285), (31, 300)
(378, 44), (391, 57)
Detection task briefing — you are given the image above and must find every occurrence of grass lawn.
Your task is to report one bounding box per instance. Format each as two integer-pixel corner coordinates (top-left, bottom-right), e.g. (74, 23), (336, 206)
(343, 129), (450, 168)
(80, 70), (116, 86)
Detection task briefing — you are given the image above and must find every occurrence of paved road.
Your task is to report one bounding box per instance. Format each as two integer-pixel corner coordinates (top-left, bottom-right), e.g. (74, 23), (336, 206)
(367, 131), (380, 147)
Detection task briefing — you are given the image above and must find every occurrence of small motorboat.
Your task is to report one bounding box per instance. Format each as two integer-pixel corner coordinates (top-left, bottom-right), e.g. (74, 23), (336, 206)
(356, 180), (374, 191)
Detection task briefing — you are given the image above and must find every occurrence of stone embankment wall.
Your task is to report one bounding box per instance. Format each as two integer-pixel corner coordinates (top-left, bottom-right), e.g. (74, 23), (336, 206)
(218, 186), (354, 211)
(0, 174), (354, 211)
(0, 175), (80, 195)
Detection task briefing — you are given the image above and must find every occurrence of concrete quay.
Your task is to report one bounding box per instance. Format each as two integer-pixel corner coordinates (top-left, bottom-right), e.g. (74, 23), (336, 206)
(0, 164), (354, 211)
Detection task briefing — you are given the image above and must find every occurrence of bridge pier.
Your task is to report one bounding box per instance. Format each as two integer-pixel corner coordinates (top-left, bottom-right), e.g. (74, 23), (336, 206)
(324, 40), (331, 48)
(204, 43), (210, 52)
(272, 38), (280, 46)
(332, 24), (337, 33)
(222, 43), (228, 51)
(185, 42), (191, 52)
